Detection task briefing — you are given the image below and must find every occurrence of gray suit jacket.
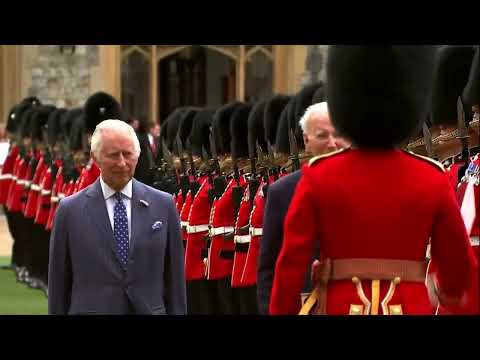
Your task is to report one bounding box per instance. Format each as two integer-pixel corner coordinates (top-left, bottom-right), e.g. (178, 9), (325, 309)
(48, 178), (187, 315)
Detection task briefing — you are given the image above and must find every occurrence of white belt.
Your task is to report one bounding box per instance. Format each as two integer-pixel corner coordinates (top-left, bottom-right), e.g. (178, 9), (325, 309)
(234, 235), (251, 244)
(12, 176), (17, 181)
(51, 196), (59, 203)
(180, 221), (189, 227)
(471, 236), (480, 246)
(186, 224), (209, 234)
(41, 189), (51, 196)
(249, 227), (263, 237)
(30, 184), (41, 191)
(17, 179), (26, 186)
(23, 180), (32, 188)
(58, 193), (65, 199)
(425, 244), (431, 260)
(209, 226), (234, 236)
(0, 174), (13, 180)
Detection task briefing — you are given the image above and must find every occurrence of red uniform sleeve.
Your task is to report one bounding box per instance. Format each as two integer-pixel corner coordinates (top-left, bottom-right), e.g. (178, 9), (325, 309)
(269, 168), (319, 315)
(430, 174), (478, 304)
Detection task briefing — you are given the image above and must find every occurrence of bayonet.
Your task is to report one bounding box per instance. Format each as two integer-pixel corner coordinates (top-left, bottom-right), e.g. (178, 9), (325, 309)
(201, 145), (216, 205)
(209, 131), (221, 175)
(248, 139), (257, 177)
(456, 96), (470, 161)
(267, 141), (275, 166)
(267, 140), (279, 181)
(175, 135), (190, 205)
(256, 141), (266, 166)
(289, 128), (301, 171)
(161, 138), (174, 171)
(231, 150), (244, 222)
(422, 122), (436, 159)
(186, 138), (200, 197)
(176, 135), (187, 175)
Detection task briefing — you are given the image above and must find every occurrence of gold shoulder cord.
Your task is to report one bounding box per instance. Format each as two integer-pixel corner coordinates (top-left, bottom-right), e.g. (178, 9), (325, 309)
(308, 147), (350, 167)
(402, 150), (446, 173)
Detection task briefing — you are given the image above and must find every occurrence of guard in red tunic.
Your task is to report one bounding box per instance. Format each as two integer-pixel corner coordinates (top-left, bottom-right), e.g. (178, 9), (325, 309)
(225, 102), (258, 313)
(270, 46), (477, 315)
(2, 98), (41, 272)
(0, 106), (22, 270)
(45, 108), (69, 231)
(22, 106), (56, 289)
(439, 45), (480, 315)
(205, 103), (250, 314)
(184, 108), (219, 314)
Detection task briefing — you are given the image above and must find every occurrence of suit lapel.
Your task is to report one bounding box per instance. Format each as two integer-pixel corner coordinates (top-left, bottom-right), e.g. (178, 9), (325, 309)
(85, 179), (123, 268)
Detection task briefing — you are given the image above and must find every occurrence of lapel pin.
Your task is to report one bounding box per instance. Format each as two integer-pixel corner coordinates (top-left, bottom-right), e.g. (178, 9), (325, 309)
(152, 221), (163, 230)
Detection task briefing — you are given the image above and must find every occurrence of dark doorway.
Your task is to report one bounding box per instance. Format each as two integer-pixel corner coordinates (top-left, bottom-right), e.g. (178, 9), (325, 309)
(158, 46), (236, 121)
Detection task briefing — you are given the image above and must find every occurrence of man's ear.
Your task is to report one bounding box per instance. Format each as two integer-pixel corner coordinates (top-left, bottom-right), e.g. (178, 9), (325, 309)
(91, 151), (98, 164)
(303, 133), (309, 145)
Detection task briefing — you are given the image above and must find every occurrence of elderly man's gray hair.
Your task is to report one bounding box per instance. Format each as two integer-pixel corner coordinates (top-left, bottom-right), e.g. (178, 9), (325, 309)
(91, 119), (141, 159)
(299, 102), (329, 133)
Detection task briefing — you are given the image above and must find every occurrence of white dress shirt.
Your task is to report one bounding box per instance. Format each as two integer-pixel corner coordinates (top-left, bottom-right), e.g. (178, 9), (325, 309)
(100, 177), (132, 243)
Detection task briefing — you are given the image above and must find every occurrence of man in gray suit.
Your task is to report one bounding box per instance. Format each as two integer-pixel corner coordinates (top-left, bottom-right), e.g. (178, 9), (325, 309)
(48, 119), (186, 315)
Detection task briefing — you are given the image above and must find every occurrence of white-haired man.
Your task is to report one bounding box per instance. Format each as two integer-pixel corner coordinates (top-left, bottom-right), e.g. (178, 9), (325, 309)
(299, 102), (344, 155)
(48, 119), (186, 315)
(257, 102), (349, 314)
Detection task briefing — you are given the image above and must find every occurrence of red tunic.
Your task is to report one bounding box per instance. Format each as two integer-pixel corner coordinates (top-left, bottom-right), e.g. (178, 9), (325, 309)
(34, 166), (54, 226)
(24, 155), (46, 218)
(184, 177), (211, 280)
(438, 154), (480, 314)
(19, 154), (38, 214)
(447, 162), (465, 190)
(46, 162), (64, 231)
(0, 145), (19, 205)
(207, 177), (247, 280)
(6, 156), (28, 213)
(77, 160), (100, 191)
(175, 190), (184, 214)
(241, 180), (267, 286)
(270, 148), (477, 315)
(231, 181), (254, 288)
(179, 190), (193, 250)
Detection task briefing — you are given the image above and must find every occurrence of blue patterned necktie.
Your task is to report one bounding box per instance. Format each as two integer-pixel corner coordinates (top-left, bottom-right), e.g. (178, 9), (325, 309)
(113, 192), (129, 267)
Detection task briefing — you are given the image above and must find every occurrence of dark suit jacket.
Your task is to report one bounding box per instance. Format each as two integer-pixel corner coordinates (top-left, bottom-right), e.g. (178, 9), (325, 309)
(134, 131), (155, 186)
(48, 178), (186, 315)
(257, 170), (318, 315)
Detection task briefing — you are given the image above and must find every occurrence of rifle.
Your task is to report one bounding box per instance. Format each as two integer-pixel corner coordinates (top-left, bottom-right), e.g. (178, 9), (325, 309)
(209, 131), (227, 200)
(175, 135), (191, 204)
(422, 122), (438, 161)
(231, 146), (245, 221)
(186, 138), (201, 198)
(289, 128), (301, 171)
(256, 142), (270, 199)
(267, 140), (279, 181)
(456, 96), (470, 162)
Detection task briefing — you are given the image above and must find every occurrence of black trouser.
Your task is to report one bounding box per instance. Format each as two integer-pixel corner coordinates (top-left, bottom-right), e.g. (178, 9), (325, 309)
(9, 212), (27, 268)
(186, 279), (220, 315)
(233, 286), (259, 315)
(216, 276), (240, 315)
(30, 223), (50, 283)
(21, 217), (36, 276)
(4, 208), (17, 266)
(39, 228), (51, 284)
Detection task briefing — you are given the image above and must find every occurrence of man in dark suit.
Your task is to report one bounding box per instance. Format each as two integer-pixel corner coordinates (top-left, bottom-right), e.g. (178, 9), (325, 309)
(48, 119), (186, 315)
(257, 101), (349, 314)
